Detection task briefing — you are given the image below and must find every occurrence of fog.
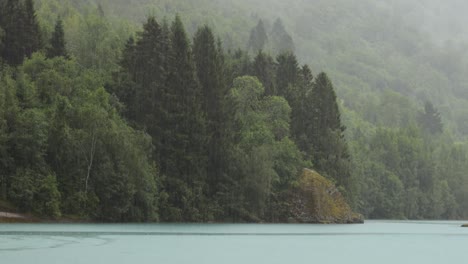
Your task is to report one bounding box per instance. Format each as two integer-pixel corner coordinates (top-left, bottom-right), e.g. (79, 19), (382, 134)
(34, 0), (468, 137)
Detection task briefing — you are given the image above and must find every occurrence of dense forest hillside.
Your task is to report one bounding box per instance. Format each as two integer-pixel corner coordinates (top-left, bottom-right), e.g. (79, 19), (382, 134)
(33, 0), (468, 137)
(1, 0), (468, 221)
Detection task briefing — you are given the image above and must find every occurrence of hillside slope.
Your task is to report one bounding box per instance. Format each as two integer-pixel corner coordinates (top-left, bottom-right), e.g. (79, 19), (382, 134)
(29, 0), (468, 219)
(34, 0), (468, 137)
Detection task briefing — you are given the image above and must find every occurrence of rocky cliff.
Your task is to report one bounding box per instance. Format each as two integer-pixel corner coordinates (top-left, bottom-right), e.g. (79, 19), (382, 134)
(289, 169), (363, 224)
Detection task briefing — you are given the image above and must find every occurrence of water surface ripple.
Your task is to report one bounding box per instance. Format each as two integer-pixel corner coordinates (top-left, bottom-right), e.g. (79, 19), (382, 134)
(1, 221), (466, 264)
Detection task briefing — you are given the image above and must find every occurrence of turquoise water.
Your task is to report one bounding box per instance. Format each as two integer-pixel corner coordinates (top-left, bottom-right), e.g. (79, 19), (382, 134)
(1, 221), (467, 264)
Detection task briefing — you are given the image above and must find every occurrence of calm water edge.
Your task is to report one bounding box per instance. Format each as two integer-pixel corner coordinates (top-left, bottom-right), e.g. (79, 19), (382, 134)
(0, 221), (467, 264)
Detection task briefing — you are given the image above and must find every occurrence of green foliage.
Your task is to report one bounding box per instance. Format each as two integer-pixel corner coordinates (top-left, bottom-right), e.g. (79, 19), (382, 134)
(0, 0), (42, 66)
(23, 0), (42, 57)
(193, 25), (230, 201)
(0, 54), (158, 221)
(307, 73), (351, 191)
(418, 101), (443, 135)
(252, 51), (276, 95)
(8, 169), (61, 218)
(158, 16), (210, 222)
(47, 18), (67, 58)
(223, 76), (305, 221)
(3, 0), (468, 222)
(351, 124), (467, 219)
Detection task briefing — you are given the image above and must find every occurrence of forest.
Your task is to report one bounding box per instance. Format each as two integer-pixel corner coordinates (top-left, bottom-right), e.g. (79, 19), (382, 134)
(0, 0), (467, 222)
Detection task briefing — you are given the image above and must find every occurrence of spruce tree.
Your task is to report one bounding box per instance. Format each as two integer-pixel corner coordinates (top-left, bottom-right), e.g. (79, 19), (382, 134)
(247, 19), (268, 53)
(419, 101), (443, 134)
(275, 52), (299, 100)
(0, 1), (5, 56)
(290, 64), (314, 154)
(270, 18), (295, 55)
(47, 18), (68, 59)
(111, 37), (136, 120)
(23, 0), (42, 58)
(226, 49), (252, 82)
(310, 72), (351, 190)
(0, 27), (4, 61)
(193, 25), (229, 198)
(115, 16), (169, 169)
(0, 0), (41, 66)
(1, 0), (25, 66)
(158, 16), (209, 221)
(131, 16), (167, 129)
(252, 50), (276, 96)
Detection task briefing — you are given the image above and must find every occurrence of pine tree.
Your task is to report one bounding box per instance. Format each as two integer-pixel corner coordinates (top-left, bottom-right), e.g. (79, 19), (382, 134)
(419, 101), (443, 134)
(23, 0), (42, 58)
(252, 50), (276, 96)
(310, 72), (351, 190)
(47, 18), (68, 59)
(1, 0), (25, 66)
(0, 27), (4, 62)
(225, 49), (251, 82)
(111, 37), (137, 119)
(97, 3), (105, 17)
(158, 15), (209, 221)
(290, 64), (314, 153)
(193, 25), (230, 198)
(131, 16), (167, 128)
(115, 16), (169, 168)
(270, 18), (295, 55)
(0, 0), (42, 66)
(247, 19), (268, 53)
(0, 0), (5, 57)
(275, 52), (299, 100)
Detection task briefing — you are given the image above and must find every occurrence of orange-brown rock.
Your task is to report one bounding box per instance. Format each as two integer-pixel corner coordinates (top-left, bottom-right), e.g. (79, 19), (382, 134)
(289, 169), (363, 224)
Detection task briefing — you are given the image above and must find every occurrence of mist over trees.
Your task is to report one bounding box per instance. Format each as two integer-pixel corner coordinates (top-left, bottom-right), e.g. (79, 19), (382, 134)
(1, 0), (468, 221)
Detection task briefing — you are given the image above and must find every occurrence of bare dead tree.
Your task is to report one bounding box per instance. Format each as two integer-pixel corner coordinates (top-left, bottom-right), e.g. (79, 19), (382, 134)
(80, 125), (97, 196)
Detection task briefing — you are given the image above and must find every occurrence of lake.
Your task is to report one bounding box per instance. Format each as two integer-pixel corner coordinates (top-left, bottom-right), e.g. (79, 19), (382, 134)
(0, 221), (467, 264)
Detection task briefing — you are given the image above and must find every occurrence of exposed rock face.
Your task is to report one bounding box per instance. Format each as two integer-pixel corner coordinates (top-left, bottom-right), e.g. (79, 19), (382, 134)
(289, 169), (363, 224)
(0, 211), (35, 223)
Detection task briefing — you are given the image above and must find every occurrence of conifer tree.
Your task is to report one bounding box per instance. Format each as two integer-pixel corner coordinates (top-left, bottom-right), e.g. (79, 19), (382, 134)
(47, 18), (68, 59)
(129, 16), (167, 128)
(310, 72), (351, 190)
(252, 50), (276, 95)
(1, 0), (25, 66)
(193, 25), (230, 197)
(113, 37), (137, 115)
(290, 64), (314, 153)
(23, 0), (42, 58)
(418, 101), (443, 134)
(0, 0), (42, 66)
(158, 16), (209, 221)
(270, 18), (295, 55)
(275, 52), (299, 100)
(0, 1), (5, 57)
(0, 27), (4, 61)
(225, 49), (252, 82)
(116, 16), (170, 172)
(247, 19), (268, 53)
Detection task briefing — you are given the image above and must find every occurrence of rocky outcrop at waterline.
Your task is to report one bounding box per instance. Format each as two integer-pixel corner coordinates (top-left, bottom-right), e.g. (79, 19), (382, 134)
(289, 169), (363, 224)
(462, 224), (468, 227)
(0, 211), (37, 223)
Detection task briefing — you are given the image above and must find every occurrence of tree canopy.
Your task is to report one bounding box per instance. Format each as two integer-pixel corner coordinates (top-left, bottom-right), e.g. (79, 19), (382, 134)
(1, 0), (468, 222)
